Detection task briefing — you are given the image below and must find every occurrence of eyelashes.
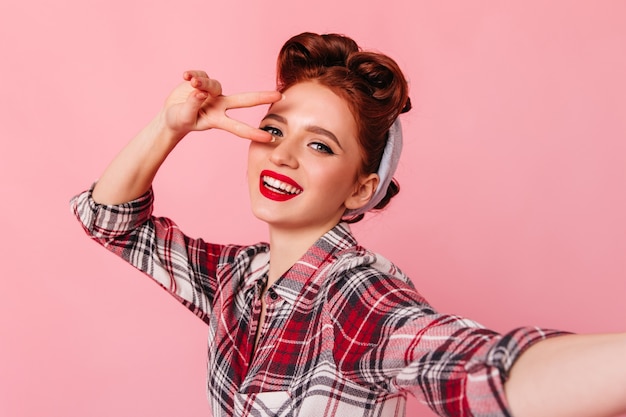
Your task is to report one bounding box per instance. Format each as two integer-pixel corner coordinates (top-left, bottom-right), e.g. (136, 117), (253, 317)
(308, 142), (334, 154)
(260, 125), (283, 138)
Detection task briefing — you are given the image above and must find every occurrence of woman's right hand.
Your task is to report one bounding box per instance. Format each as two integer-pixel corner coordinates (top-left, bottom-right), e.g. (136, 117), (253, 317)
(161, 70), (282, 142)
(91, 71), (281, 205)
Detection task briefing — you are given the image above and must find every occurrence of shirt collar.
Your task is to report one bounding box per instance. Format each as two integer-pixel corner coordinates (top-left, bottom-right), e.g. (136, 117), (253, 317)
(272, 222), (358, 305)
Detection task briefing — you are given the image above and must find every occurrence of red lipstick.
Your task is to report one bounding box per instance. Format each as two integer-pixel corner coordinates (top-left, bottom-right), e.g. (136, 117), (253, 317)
(259, 170), (303, 202)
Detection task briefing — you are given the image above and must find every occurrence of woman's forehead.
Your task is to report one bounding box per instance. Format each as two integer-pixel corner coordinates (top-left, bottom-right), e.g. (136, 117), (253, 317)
(270, 82), (355, 125)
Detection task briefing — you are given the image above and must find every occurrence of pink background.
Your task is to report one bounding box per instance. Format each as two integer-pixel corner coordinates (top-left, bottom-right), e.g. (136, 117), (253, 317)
(1, 1), (624, 416)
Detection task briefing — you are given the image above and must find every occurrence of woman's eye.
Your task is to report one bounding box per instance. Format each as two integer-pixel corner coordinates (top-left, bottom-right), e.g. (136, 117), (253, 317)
(309, 142), (334, 155)
(260, 126), (283, 138)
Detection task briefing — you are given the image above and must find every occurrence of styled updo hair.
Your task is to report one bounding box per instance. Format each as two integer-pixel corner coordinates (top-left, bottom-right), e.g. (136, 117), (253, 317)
(276, 32), (411, 223)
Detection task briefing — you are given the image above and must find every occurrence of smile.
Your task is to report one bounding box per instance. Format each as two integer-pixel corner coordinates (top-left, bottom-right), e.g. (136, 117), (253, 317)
(259, 170), (303, 201)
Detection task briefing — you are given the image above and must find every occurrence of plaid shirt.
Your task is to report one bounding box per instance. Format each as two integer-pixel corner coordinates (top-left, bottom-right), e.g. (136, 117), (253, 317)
(71, 186), (563, 417)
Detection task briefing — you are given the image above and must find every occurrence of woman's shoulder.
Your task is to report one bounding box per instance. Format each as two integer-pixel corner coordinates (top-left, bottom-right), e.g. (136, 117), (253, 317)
(325, 246), (424, 303)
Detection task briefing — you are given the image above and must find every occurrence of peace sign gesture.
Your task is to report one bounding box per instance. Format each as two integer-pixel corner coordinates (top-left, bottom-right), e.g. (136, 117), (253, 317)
(91, 71), (281, 205)
(162, 70), (281, 142)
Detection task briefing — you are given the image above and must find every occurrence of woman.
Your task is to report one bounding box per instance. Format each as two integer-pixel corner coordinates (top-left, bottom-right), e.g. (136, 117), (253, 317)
(71, 32), (626, 417)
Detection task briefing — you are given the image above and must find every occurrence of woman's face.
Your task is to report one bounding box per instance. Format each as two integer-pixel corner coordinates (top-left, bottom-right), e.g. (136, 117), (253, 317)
(247, 81), (375, 233)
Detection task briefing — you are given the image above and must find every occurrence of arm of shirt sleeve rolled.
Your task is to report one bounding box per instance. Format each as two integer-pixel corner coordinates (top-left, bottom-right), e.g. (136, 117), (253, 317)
(70, 185), (224, 323)
(382, 316), (565, 417)
(70, 184), (155, 239)
(330, 268), (567, 417)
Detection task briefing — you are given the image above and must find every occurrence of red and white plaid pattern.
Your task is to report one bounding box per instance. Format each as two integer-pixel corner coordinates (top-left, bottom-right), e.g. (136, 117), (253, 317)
(71, 186), (564, 417)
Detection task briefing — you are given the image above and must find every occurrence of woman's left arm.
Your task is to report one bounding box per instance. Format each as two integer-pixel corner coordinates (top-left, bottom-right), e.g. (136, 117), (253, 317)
(505, 332), (626, 417)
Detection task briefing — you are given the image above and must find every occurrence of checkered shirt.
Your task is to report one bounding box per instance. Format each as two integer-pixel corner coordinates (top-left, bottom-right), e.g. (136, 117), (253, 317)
(71, 186), (564, 417)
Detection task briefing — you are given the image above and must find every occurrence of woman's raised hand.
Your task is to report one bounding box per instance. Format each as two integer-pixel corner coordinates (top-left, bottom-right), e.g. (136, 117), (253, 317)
(91, 71), (281, 205)
(162, 70), (282, 142)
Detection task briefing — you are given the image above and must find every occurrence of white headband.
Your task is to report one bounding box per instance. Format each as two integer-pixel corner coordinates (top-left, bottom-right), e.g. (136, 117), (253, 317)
(344, 118), (403, 218)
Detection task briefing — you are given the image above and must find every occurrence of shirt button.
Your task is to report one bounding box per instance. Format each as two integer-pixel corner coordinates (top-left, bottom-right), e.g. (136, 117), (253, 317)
(268, 289), (278, 300)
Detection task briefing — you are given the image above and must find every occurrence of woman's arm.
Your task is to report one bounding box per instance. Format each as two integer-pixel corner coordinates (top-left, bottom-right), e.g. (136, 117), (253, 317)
(92, 70), (281, 205)
(505, 332), (626, 417)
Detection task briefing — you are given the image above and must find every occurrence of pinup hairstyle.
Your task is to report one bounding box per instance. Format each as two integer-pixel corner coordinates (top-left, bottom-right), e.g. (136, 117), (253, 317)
(276, 32), (411, 223)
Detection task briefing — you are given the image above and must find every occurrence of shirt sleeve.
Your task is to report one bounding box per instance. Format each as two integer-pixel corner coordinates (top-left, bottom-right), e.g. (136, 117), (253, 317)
(329, 266), (568, 417)
(70, 185), (225, 323)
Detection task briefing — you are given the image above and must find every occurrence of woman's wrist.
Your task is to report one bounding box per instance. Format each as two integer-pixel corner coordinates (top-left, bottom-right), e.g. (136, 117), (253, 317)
(149, 111), (189, 150)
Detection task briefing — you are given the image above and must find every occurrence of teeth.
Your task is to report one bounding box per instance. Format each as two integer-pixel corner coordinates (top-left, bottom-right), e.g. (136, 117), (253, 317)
(263, 176), (302, 195)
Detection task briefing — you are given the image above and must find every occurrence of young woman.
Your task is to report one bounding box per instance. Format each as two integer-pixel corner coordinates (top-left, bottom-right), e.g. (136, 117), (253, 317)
(71, 33), (626, 417)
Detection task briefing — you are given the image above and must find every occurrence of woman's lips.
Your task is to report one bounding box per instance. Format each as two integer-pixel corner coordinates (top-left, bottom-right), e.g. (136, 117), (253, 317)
(259, 170), (303, 201)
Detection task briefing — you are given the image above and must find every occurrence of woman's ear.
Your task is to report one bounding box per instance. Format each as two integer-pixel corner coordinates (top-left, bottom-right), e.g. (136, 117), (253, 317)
(345, 173), (379, 210)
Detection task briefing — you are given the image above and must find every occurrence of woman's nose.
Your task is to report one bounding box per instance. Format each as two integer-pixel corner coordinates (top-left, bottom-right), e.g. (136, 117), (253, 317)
(269, 138), (299, 168)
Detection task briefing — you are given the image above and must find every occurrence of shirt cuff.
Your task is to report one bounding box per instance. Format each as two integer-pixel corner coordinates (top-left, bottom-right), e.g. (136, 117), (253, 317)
(465, 326), (570, 415)
(70, 183), (155, 239)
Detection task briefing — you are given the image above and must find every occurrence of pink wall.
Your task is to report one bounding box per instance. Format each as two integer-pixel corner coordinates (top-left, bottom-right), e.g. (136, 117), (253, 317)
(1, 1), (624, 416)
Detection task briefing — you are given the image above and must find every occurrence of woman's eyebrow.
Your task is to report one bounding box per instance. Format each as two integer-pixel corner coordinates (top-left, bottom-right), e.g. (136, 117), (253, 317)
(261, 113), (343, 150)
(306, 126), (342, 150)
(262, 113), (288, 124)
